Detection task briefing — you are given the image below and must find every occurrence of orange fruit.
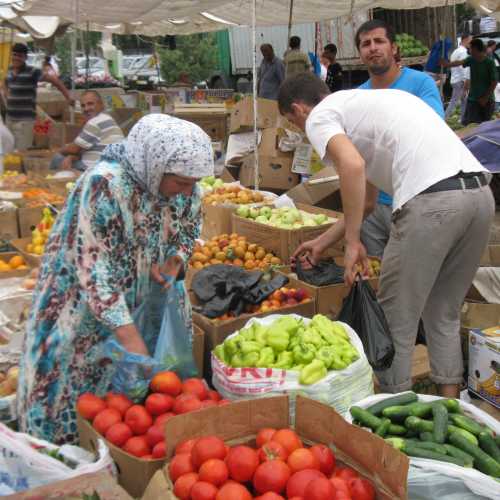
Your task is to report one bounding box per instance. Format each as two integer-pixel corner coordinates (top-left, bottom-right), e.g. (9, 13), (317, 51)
(193, 261), (203, 270)
(255, 249), (266, 260)
(270, 257), (281, 265)
(8, 255), (24, 269)
(244, 260), (255, 270)
(234, 247), (245, 259)
(244, 252), (255, 261)
(248, 244), (258, 253)
(202, 247), (212, 258)
(233, 258), (244, 266)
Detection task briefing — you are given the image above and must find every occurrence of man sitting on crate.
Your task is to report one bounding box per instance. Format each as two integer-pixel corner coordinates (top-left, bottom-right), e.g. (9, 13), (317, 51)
(50, 90), (123, 172)
(279, 73), (493, 399)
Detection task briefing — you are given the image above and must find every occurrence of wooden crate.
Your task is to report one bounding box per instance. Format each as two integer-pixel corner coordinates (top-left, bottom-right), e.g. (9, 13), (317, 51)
(11, 237), (42, 267)
(0, 210), (19, 241)
(0, 251), (31, 278)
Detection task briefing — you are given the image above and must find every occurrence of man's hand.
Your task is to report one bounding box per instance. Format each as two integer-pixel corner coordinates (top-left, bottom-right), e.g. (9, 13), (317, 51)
(343, 239), (369, 287)
(291, 237), (324, 267)
(478, 95), (489, 108)
(67, 97), (76, 107)
(151, 256), (183, 289)
(61, 156), (73, 170)
(464, 80), (470, 92)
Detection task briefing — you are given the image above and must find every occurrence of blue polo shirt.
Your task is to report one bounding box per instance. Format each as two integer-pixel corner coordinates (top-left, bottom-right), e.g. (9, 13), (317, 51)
(359, 67), (445, 206)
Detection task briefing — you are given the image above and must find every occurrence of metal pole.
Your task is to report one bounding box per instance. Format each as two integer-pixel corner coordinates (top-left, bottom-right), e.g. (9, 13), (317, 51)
(252, 0), (259, 190)
(287, 0), (294, 46)
(70, 0), (79, 123)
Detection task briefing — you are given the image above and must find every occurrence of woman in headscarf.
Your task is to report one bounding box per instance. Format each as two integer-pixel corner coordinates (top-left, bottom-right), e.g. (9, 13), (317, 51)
(17, 114), (213, 444)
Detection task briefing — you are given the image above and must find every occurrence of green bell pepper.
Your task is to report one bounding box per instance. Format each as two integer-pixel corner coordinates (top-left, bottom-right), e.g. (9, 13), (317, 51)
(274, 316), (302, 335)
(290, 364), (304, 372)
(299, 359), (328, 385)
(239, 326), (256, 341)
(231, 352), (246, 368)
(300, 327), (324, 348)
(292, 342), (316, 365)
(224, 336), (240, 358)
(256, 347), (275, 367)
(266, 327), (290, 352)
(242, 351), (259, 367)
(316, 346), (336, 369)
(213, 345), (228, 364)
(254, 324), (268, 346)
(273, 351), (294, 369)
(330, 352), (349, 370)
(240, 340), (262, 354)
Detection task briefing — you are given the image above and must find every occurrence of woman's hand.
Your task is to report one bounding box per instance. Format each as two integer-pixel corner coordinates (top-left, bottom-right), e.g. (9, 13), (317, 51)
(151, 256), (183, 289)
(115, 323), (149, 356)
(343, 240), (369, 287)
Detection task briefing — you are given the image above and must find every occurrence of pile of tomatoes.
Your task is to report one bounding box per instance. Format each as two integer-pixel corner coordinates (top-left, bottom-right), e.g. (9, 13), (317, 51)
(167, 427), (375, 500)
(76, 371), (228, 460)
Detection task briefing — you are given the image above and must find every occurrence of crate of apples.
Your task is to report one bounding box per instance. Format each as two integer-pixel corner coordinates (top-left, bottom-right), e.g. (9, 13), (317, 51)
(0, 254), (28, 273)
(166, 427), (375, 500)
(190, 234), (281, 271)
(203, 184), (269, 206)
(76, 372), (228, 461)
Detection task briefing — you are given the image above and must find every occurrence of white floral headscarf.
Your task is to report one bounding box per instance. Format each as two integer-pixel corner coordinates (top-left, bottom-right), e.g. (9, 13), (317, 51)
(103, 114), (214, 198)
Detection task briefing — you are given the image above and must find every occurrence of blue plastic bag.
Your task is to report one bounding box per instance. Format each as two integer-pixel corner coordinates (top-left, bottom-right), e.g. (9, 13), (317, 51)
(103, 280), (198, 400)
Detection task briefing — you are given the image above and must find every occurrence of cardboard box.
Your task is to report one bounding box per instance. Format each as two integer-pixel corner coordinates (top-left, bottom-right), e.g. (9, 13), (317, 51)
(4, 471), (132, 500)
(0, 210), (19, 241)
(176, 112), (228, 142)
(21, 149), (54, 175)
(219, 167), (236, 183)
(49, 122), (82, 148)
(0, 252), (31, 278)
(232, 203), (342, 262)
(137, 91), (169, 114)
(18, 203), (63, 238)
(480, 244), (500, 266)
(239, 153), (299, 191)
(142, 395), (408, 500)
(200, 202), (235, 241)
(77, 414), (165, 498)
(468, 326), (500, 409)
(230, 96), (278, 133)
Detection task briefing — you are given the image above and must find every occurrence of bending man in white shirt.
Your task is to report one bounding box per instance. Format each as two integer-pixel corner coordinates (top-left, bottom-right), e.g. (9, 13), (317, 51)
(279, 73), (493, 398)
(445, 34), (472, 120)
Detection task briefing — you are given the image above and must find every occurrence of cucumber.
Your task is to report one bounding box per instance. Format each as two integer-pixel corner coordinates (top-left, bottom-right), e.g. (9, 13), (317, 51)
(449, 433), (500, 477)
(433, 398), (461, 413)
(496, 435), (500, 448)
(388, 424), (407, 436)
(405, 416), (434, 433)
(375, 418), (391, 437)
(366, 392), (418, 416)
(404, 443), (470, 467)
(444, 444), (474, 467)
(382, 405), (413, 422)
(478, 431), (500, 463)
(447, 425), (479, 446)
(408, 402), (434, 418)
(350, 406), (382, 430)
(449, 414), (485, 436)
(432, 403), (448, 445)
(407, 440), (448, 455)
(419, 431), (435, 442)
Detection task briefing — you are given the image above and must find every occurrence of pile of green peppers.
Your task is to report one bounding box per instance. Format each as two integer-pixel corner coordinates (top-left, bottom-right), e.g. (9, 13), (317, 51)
(213, 314), (359, 385)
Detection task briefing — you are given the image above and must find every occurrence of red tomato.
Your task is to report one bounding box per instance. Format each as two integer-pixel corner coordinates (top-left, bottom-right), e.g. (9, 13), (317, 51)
(175, 438), (198, 456)
(287, 448), (320, 473)
(145, 393), (174, 416)
(152, 440), (166, 458)
(310, 444), (336, 476)
(174, 472), (199, 500)
(335, 494), (352, 500)
(226, 445), (259, 482)
(191, 436), (227, 469)
(304, 477), (335, 500)
(146, 425), (165, 447)
(182, 378), (208, 400)
(155, 412), (175, 428)
(105, 422), (133, 447)
(334, 467), (358, 482)
(256, 428), (277, 448)
(201, 399), (218, 409)
(348, 478), (375, 500)
(271, 429), (303, 455)
(253, 460), (291, 494)
(191, 481), (218, 500)
(254, 493), (285, 500)
(169, 453), (195, 482)
(259, 441), (288, 462)
(286, 469), (326, 498)
(330, 477), (351, 497)
(92, 408), (122, 435)
(207, 390), (222, 402)
(122, 435), (151, 457)
(198, 458), (228, 486)
(173, 394), (202, 414)
(124, 405), (153, 435)
(105, 393), (133, 416)
(150, 371), (182, 396)
(215, 482), (252, 500)
(77, 393), (106, 420)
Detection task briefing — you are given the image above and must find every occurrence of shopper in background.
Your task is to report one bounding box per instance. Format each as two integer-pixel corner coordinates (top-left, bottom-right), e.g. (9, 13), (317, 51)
(280, 73), (493, 399)
(322, 43), (343, 93)
(284, 36), (312, 78)
(258, 44), (285, 100)
(425, 36), (453, 84)
(50, 90), (123, 172)
(354, 19), (444, 259)
(445, 35), (472, 120)
(1, 43), (74, 150)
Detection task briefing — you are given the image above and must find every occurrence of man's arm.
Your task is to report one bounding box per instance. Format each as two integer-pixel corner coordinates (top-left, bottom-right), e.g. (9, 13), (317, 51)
(41, 73), (74, 104)
(60, 142), (83, 156)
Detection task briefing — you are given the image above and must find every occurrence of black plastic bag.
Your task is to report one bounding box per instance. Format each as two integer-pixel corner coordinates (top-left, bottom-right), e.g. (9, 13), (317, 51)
(295, 258), (344, 287)
(338, 278), (395, 371)
(244, 274), (289, 304)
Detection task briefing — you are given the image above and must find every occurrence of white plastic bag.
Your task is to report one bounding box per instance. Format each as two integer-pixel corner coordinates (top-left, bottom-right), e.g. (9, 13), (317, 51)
(0, 423), (115, 494)
(347, 393), (500, 500)
(212, 314), (374, 419)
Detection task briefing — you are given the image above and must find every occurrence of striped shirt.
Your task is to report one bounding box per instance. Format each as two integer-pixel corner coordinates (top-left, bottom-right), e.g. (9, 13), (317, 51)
(74, 112), (124, 169)
(5, 64), (42, 120)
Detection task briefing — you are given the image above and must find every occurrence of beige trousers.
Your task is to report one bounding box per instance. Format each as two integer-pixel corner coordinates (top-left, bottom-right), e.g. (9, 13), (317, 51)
(376, 185), (495, 392)
(6, 118), (34, 151)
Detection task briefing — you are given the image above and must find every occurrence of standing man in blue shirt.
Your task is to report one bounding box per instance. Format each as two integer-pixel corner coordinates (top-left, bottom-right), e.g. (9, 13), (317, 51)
(356, 20), (444, 258)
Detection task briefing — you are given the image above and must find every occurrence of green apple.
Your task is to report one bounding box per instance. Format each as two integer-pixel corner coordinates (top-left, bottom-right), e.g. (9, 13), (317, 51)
(259, 206), (272, 219)
(255, 215), (269, 224)
(237, 205), (250, 218)
(213, 178), (224, 188)
(249, 207), (260, 219)
(313, 213), (328, 225)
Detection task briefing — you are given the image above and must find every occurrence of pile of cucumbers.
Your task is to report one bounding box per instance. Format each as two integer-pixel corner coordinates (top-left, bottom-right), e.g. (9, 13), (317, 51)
(350, 392), (500, 478)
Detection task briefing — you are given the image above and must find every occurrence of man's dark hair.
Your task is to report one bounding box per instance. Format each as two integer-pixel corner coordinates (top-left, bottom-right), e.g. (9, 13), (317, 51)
(355, 19), (395, 49)
(487, 40), (497, 48)
(324, 43), (338, 56)
(471, 38), (485, 52)
(278, 72), (330, 114)
(290, 36), (301, 49)
(12, 43), (28, 55)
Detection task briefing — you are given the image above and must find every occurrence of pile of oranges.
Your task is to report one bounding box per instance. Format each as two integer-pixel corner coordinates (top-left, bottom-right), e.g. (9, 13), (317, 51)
(190, 234), (281, 271)
(0, 254), (28, 273)
(203, 185), (267, 205)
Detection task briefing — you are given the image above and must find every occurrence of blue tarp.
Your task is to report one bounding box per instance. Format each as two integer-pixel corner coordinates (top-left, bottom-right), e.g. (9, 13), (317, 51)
(462, 119), (500, 173)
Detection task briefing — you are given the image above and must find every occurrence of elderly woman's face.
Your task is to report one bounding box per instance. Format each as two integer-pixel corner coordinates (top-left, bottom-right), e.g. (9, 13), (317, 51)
(160, 174), (199, 197)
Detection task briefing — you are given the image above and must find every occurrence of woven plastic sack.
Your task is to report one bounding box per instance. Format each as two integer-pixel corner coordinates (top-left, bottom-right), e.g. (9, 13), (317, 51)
(347, 393), (500, 500)
(212, 314), (374, 419)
